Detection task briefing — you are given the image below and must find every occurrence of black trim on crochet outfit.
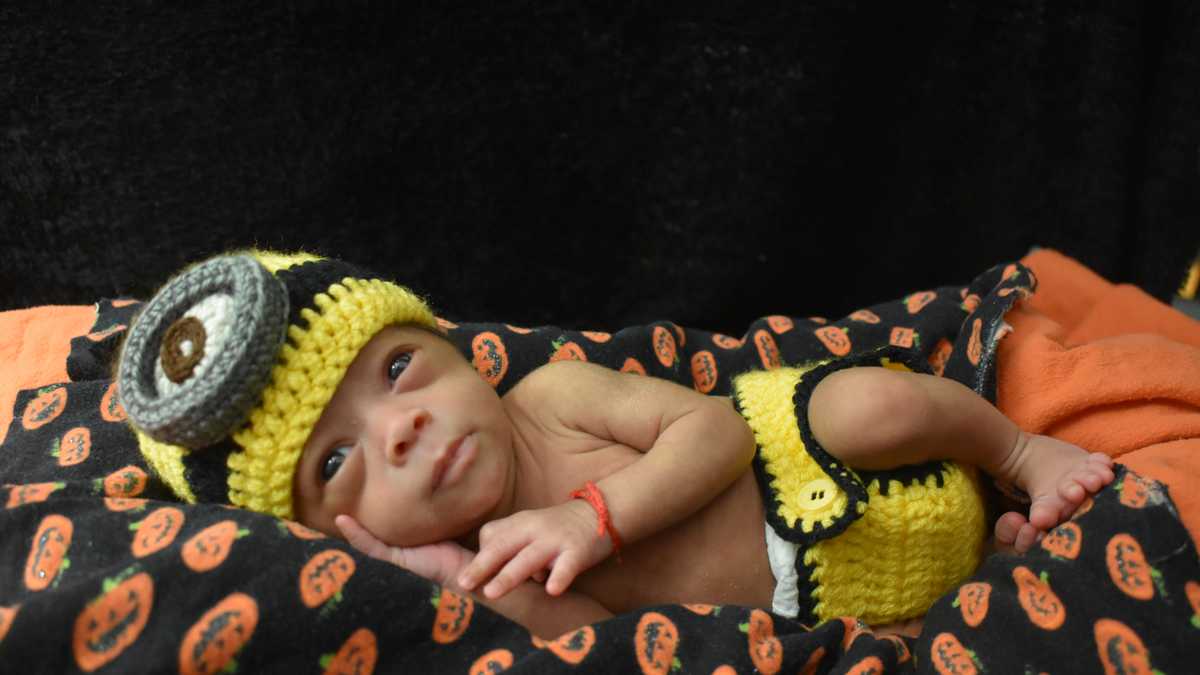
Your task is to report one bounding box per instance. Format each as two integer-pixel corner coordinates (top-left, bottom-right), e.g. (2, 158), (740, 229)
(274, 258), (379, 331)
(793, 549), (822, 625)
(182, 438), (240, 506)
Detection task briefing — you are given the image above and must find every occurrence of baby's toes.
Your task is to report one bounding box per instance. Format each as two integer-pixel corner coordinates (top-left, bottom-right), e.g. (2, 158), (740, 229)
(1012, 522), (1041, 554)
(1029, 496), (1066, 532)
(1086, 454), (1116, 482)
(994, 511), (1027, 548)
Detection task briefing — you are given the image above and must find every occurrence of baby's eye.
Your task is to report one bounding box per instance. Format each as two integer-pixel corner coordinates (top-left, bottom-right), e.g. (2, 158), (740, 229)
(321, 446), (352, 482)
(388, 352), (412, 382)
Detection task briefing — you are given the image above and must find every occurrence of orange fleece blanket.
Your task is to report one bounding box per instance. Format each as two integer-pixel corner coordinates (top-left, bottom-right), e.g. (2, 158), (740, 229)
(0, 305), (96, 447)
(998, 248), (1200, 544)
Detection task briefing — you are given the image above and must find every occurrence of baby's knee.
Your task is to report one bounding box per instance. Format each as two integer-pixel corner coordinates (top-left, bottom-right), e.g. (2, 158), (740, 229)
(808, 368), (931, 464)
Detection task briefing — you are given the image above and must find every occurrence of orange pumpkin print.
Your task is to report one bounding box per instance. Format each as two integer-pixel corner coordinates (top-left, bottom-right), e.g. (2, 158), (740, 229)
(889, 326), (917, 348)
(1002, 263), (1019, 280)
(505, 324), (532, 335)
(839, 616), (873, 651)
(1013, 566), (1065, 630)
(955, 581), (991, 627)
(99, 381), (126, 422)
(179, 592), (259, 675)
(635, 611), (680, 675)
(754, 329), (782, 368)
(471, 332), (510, 387)
(672, 323), (686, 348)
(54, 426), (92, 466)
(801, 646), (826, 675)
(620, 357), (647, 375)
(431, 587), (474, 644)
(0, 605), (16, 642)
(24, 513), (73, 591)
(882, 635), (911, 664)
(300, 549), (356, 609)
(652, 326), (678, 368)
(1106, 533), (1155, 600)
(711, 334), (741, 349)
(904, 290), (937, 314)
(182, 520), (245, 572)
(711, 666), (736, 675)
(469, 648), (514, 674)
(744, 609), (782, 674)
(1117, 472), (1154, 508)
(72, 569), (153, 672)
(322, 627), (378, 675)
(582, 330), (612, 343)
(690, 351), (719, 393)
(550, 339), (588, 363)
(960, 294), (981, 314)
(541, 625), (596, 665)
(1187, 580), (1200, 625)
(928, 337), (953, 376)
(283, 520), (327, 540)
(104, 497), (147, 512)
(101, 465), (148, 497)
(1094, 618), (1154, 675)
(131, 506), (185, 558)
(846, 656), (885, 675)
(930, 632), (978, 675)
(966, 318), (983, 366)
(1041, 521), (1083, 559)
(7, 481), (64, 508)
(767, 315), (794, 334)
(1072, 496), (1096, 520)
(22, 385), (67, 430)
(814, 325), (851, 357)
(849, 309), (881, 324)
(810, 316), (828, 324)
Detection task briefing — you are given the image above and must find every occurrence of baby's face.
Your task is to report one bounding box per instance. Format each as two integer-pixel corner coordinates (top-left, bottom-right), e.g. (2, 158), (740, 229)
(293, 325), (513, 546)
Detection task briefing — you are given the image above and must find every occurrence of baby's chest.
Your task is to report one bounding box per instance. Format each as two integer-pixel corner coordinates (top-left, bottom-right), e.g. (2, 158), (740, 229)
(521, 428), (643, 505)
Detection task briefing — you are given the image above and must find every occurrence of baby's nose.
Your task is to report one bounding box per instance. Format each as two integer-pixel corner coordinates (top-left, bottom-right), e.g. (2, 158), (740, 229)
(382, 408), (430, 465)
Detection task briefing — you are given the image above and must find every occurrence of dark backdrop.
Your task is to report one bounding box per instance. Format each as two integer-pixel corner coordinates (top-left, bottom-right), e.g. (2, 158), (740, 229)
(2, 2), (1197, 335)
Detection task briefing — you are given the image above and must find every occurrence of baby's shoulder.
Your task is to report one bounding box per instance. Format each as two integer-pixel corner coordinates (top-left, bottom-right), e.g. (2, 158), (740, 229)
(503, 359), (617, 405)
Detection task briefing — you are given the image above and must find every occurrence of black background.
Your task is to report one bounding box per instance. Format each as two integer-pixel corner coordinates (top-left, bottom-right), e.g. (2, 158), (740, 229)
(3, 1), (1197, 334)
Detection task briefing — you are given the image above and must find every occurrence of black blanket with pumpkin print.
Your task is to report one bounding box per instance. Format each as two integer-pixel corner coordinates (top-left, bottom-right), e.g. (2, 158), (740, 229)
(2, 261), (1198, 674)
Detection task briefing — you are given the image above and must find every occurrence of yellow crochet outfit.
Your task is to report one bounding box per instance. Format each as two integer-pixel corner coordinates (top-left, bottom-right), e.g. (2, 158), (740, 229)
(733, 354), (987, 625)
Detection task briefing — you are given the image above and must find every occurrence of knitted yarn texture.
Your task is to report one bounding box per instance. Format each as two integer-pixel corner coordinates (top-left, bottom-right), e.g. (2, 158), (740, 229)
(119, 250), (438, 518)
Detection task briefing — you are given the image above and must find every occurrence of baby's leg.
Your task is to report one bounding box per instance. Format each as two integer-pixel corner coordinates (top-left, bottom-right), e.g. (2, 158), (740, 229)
(809, 367), (1115, 552)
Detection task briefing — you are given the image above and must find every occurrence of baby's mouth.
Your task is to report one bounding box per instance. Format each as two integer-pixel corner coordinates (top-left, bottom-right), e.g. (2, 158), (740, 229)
(430, 435), (466, 491)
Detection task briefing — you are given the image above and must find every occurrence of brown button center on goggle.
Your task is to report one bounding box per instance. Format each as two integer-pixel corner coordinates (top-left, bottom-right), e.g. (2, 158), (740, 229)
(160, 316), (207, 383)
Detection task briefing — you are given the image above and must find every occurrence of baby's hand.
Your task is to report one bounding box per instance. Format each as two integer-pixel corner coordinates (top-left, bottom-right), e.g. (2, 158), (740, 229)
(458, 500), (612, 600)
(335, 514), (474, 590)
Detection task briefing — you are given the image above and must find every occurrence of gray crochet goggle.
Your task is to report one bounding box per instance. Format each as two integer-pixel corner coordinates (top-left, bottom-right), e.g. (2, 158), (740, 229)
(118, 254), (289, 449)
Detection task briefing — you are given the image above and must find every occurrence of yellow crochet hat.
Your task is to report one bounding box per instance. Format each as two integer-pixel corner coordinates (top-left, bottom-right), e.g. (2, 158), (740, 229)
(117, 250), (439, 519)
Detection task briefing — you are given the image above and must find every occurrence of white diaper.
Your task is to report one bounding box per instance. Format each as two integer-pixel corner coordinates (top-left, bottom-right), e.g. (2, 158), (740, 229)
(764, 522), (801, 618)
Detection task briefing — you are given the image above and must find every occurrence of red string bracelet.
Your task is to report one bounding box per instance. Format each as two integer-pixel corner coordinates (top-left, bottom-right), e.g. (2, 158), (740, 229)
(569, 481), (623, 563)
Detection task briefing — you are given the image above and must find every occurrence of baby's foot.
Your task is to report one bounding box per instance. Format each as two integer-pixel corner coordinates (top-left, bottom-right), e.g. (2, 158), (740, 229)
(994, 432), (1115, 534)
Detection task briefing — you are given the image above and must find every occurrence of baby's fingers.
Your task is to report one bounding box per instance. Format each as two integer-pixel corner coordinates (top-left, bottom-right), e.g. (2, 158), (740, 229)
(482, 545), (555, 600)
(335, 515), (392, 561)
(545, 550), (586, 596)
(459, 537), (525, 590)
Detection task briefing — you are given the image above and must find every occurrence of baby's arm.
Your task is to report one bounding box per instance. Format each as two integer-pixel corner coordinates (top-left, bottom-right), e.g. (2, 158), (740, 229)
(808, 367), (1114, 547)
(336, 515), (612, 639)
(459, 360), (756, 598)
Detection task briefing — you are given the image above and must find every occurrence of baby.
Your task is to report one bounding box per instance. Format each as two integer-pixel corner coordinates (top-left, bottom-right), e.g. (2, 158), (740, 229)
(118, 251), (1114, 639)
